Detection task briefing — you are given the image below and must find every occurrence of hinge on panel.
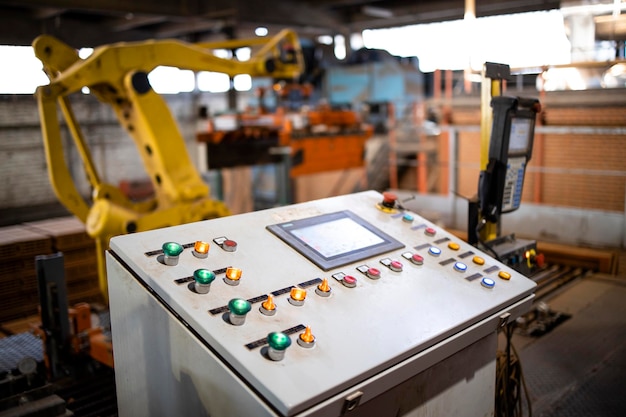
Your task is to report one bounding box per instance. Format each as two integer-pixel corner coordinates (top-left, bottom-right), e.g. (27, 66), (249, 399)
(499, 312), (511, 328)
(341, 390), (363, 414)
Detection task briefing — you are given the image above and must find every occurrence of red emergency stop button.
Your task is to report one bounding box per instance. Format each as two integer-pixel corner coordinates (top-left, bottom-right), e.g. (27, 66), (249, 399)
(381, 192), (397, 208)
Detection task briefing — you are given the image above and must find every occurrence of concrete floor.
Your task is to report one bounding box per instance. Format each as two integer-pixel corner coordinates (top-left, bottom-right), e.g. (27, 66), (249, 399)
(509, 266), (626, 417)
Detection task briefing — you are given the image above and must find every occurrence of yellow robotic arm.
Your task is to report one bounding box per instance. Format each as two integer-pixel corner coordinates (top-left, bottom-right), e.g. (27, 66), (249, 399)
(32, 30), (304, 301)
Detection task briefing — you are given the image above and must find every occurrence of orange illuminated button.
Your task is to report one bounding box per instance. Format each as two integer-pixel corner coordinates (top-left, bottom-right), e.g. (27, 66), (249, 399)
(260, 295), (277, 316)
(448, 242), (460, 251)
(315, 278), (331, 297)
(224, 267), (242, 286)
(498, 271), (512, 280)
(289, 288), (307, 306)
(297, 326), (316, 348)
(472, 256), (485, 265)
(192, 240), (210, 258)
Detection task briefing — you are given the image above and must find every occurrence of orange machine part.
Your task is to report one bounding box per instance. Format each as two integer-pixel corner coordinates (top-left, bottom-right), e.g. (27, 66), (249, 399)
(88, 329), (114, 368)
(290, 131), (371, 177)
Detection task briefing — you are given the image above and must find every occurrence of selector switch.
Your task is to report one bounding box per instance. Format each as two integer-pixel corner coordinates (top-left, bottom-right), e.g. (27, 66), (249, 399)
(267, 332), (292, 361)
(162, 242), (184, 266)
(228, 298), (252, 326)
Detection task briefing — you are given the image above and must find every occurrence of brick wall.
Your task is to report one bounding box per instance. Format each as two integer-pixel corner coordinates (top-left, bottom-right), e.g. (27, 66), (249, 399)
(451, 90), (626, 213)
(0, 91), (252, 221)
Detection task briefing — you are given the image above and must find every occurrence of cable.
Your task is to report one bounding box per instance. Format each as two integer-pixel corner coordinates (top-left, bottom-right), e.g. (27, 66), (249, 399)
(495, 323), (532, 417)
(475, 217), (502, 261)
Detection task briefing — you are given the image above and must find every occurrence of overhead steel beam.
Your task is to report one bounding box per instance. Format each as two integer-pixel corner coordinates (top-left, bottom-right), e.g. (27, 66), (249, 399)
(0, 0), (208, 17)
(108, 15), (170, 32)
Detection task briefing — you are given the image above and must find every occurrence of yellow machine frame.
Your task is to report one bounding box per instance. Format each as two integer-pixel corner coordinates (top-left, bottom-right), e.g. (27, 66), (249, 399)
(479, 63), (504, 242)
(33, 30), (304, 301)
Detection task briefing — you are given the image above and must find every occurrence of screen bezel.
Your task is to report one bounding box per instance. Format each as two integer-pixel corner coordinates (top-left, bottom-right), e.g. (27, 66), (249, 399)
(266, 210), (405, 271)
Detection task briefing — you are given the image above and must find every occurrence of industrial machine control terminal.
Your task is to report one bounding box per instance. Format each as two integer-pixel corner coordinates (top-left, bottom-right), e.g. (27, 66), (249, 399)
(106, 190), (536, 417)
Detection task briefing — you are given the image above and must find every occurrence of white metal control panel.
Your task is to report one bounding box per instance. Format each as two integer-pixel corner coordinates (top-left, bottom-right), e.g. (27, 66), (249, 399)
(107, 191), (536, 416)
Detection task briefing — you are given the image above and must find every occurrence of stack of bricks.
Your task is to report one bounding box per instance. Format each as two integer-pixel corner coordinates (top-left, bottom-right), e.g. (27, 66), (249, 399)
(24, 217), (102, 309)
(0, 226), (52, 322)
(0, 217), (103, 324)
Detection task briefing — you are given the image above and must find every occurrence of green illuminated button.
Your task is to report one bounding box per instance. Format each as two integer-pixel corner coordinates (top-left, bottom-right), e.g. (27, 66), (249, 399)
(228, 298), (252, 326)
(267, 332), (292, 350)
(194, 269), (216, 285)
(267, 332), (292, 361)
(162, 242), (184, 265)
(193, 269), (215, 294)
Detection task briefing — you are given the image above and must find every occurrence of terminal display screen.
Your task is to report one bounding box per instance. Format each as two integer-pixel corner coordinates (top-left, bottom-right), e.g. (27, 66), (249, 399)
(508, 118), (533, 154)
(267, 210), (404, 271)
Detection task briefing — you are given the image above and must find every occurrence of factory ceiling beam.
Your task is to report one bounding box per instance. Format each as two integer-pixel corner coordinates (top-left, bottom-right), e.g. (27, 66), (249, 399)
(0, 0), (205, 17)
(0, 0), (562, 47)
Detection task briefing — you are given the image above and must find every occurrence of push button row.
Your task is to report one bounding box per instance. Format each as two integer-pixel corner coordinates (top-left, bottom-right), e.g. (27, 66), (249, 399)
(152, 237), (239, 266)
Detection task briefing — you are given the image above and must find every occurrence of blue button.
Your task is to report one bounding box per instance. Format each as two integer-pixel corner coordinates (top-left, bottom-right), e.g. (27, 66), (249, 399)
(428, 247), (442, 257)
(402, 213), (414, 223)
(453, 262), (467, 272)
(481, 277), (495, 289)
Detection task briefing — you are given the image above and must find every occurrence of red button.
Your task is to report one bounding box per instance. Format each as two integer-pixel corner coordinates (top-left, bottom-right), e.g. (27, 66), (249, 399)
(424, 227), (436, 237)
(223, 239), (237, 252)
(411, 254), (424, 265)
(390, 260), (403, 272)
(381, 192), (397, 209)
(366, 267), (381, 279)
(342, 275), (357, 288)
